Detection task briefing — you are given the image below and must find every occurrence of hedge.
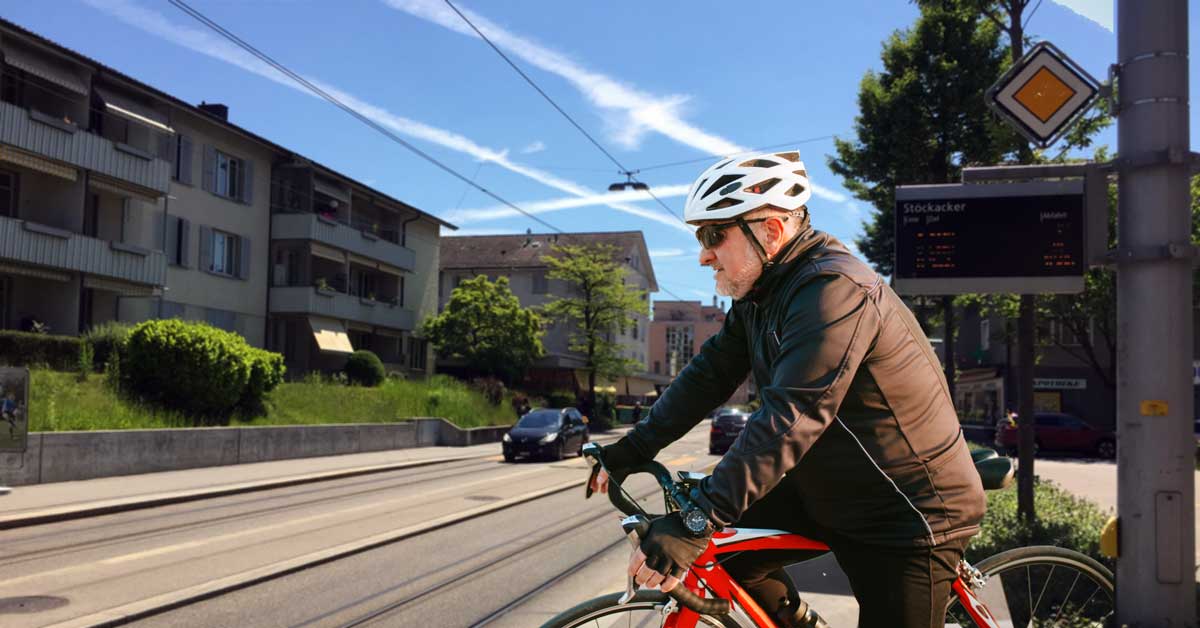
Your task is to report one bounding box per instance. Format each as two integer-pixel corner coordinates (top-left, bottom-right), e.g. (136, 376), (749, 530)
(344, 350), (385, 387)
(0, 330), (80, 369)
(969, 478), (1112, 568)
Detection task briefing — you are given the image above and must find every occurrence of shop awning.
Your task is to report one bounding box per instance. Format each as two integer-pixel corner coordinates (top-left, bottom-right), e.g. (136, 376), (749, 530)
(88, 175), (161, 203)
(83, 275), (157, 296)
(573, 371), (658, 396)
(2, 45), (87, 95)
(313, 178), (351, 205)
(310, 242), (346, 264)
(308, 316), (354, 354)
(93, 86), (174, 134)
(0, 261), (70, 282)
(0, 147), (76, 181)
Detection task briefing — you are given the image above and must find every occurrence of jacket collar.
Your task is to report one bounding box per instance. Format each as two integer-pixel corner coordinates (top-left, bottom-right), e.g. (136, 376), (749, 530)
(740, 227), (823, 305)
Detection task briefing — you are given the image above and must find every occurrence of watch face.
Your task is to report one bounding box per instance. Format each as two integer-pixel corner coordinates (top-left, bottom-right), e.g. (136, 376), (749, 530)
(684, 509), (707, 533)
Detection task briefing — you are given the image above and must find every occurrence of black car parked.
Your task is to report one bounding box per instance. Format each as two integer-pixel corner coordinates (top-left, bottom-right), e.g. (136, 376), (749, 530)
(709, 409), (750, 454)
(502, 408), (589, 462)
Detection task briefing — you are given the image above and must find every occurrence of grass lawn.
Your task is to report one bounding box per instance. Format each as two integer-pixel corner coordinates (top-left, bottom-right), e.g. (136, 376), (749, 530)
(28, 369), (515, 432)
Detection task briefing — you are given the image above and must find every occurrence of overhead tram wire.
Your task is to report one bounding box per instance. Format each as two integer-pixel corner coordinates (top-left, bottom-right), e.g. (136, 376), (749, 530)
(167, 0), (563, 234)
(632, 135), (838, 173)
(442, 0), (691, 227)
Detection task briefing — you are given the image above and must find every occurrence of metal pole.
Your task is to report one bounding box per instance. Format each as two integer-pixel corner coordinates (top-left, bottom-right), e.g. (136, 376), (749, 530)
(1116, 1), (1195, 625)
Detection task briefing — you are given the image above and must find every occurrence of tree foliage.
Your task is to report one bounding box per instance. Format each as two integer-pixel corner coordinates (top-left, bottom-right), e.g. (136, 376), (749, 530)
(422, 275), (544, 384)
(541, 244), (647, 404)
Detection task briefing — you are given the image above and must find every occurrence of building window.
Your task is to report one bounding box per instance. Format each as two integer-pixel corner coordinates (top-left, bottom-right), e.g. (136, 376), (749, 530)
(210, 230), (240, 276)
(632, 321), (639, 340)
(1046, 319), (1091, 346)
(532, 270), (549, 294)
(215, 151), (242, 200)
(0, 169), (15, 218)
(654, 361), (661, 374)
(980, 319), (990, 352)
(409, 338), (428, 370)
(665, 325), (695, 377)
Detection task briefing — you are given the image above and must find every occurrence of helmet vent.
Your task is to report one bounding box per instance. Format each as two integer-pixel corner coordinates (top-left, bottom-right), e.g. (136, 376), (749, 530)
(706, 198), (743, 211)
(774, 152), (800, 162)
(704, 174), (744, 199)
(739, 158), (779, 168)
(784, 183), (806, 197)
(691, 178), (709, 201)
(744, 178), (781, 195)
(793, 169), (808, 178)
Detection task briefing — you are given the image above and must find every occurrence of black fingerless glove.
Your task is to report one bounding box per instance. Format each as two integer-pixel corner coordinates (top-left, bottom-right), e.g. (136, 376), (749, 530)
(640, 512), (712, 578)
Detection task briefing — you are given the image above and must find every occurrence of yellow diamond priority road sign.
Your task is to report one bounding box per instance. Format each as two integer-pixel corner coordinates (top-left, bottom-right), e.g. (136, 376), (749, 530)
(988, 42), (1100, 147)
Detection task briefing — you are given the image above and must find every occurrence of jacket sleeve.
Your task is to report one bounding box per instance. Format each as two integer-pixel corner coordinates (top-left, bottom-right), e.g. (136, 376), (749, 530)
(622, 303), (753, 461)
(692, 274), (880, 527)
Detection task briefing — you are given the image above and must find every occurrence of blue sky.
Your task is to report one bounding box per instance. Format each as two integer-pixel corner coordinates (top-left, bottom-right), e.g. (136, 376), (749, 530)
(3, 1), (1190, 306)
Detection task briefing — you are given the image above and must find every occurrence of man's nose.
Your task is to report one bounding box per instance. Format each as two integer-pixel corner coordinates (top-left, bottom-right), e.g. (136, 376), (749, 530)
(698, 246), (716, 265)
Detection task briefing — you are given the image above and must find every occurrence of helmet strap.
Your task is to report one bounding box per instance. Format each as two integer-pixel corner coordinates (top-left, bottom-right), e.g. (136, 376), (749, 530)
(736, 219), (773, 267)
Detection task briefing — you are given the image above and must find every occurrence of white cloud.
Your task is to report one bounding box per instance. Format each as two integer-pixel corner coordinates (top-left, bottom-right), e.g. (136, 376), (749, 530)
(689, 289), (712, 299)
(387, 0), (856, 211)
(447, 183), (690, 224)
(1050, 0), (1113, 31)
(85, 0), (692, 234)
(649, 248), (685, 258)
(520, 140), (546, 154)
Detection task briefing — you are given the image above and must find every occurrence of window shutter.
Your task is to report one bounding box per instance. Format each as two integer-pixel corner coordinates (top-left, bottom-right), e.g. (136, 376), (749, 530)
(165, 215), (179, 264)
(241, 159), (254, 205)
(237, 236), (251, 280)
(179, 135), (194, 185)
(159, 133), (175, 163)
(399, 276), (405, 307)
(199, 225), (212, 271)
(201, 145), (216, 193)
(179, 218), (192, 268)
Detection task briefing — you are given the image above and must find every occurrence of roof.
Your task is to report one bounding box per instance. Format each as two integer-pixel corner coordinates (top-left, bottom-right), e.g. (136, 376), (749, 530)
(441, 230), (658, 292)
(0, 17), (456, 231)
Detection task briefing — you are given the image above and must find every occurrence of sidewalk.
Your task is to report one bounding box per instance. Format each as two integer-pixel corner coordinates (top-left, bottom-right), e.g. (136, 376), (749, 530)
(0, 428), (628, 528)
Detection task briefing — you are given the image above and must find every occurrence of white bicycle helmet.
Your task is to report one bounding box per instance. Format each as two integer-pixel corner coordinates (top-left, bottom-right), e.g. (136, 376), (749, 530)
(683, 151), (813, 223)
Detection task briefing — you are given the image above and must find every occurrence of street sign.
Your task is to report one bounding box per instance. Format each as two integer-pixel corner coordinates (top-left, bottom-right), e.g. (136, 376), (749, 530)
(0, 367), (28, 454)
(894, 180), (1086, 295)
(987, 42), (1100, 148)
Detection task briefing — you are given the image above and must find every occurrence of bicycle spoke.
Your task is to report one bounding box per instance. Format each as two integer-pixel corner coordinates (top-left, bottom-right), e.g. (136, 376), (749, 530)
(1030, 564), (1055, 622)
(1051, 571), (1082, 625)
(1027, 565), (1033, 628)
(1078, 582), (1103, 616)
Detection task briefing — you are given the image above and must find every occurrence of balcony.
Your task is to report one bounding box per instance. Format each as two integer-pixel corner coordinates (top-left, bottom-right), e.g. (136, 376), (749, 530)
(271, 212), (415, 272)
(0, 214), (166, 285)
(0, 100), (170, 194)
(270, 286), (415, 330)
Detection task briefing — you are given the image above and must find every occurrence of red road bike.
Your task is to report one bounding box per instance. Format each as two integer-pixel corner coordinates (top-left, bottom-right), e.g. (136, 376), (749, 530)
(542, 444), (1115, 628)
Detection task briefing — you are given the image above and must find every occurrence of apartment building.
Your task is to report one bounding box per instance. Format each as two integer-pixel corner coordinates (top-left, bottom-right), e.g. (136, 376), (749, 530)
(649, 298), (752, 405)
(0, 19), (451, 377)
(438, 230), (664, 397)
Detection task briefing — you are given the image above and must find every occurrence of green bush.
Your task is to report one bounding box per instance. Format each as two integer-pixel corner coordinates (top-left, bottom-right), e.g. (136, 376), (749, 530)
(546, 389), (576, 408)
(344, 350), (385, 387)
(969, 478), (1112, 568)
(82, 321), (132, 371)
(123, 319), (283, 421)
(0, 330), (79, 369)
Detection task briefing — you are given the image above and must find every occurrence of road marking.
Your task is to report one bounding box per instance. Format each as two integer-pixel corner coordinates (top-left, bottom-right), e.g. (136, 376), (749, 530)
(666, 455), (697, 467)
(2, 466), (554, 588)
(44, 477), (591, 628)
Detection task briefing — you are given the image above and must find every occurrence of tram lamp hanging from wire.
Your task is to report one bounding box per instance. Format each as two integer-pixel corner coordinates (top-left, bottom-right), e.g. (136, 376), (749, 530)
(608, 180), (650, 192)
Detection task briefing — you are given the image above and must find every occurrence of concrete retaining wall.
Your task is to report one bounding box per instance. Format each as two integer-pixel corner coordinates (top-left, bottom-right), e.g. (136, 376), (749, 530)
(0, 418), (511, 486)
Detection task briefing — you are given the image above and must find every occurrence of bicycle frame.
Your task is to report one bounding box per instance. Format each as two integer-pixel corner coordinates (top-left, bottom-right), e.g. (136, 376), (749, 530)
(659, 527), (1001, 628)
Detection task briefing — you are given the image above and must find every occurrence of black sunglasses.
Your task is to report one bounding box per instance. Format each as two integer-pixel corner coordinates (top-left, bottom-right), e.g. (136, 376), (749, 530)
(694, 216), (785, 249)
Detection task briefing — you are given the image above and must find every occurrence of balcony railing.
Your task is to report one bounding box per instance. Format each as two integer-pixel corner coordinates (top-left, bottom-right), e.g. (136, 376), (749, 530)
(0, 100), (170, 194)
(271, 212), (415, 272)
(0, 214), (166, 285)
(270, 286), (415, 330)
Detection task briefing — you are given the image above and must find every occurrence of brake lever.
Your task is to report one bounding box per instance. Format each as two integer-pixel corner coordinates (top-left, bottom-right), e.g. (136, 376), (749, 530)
(619, 514), (651, 605)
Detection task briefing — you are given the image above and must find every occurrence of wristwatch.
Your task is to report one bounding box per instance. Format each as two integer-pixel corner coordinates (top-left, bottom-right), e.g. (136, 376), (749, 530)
(681, 505), (712, 537)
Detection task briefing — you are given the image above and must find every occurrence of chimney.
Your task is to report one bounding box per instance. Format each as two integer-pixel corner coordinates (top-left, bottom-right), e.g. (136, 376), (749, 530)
(198, 101), (229, 121)
(712, 295), (717, 308)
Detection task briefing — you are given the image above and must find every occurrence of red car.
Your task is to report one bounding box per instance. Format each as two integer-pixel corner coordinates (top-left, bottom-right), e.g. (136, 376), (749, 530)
(995, 412), (1116, 459)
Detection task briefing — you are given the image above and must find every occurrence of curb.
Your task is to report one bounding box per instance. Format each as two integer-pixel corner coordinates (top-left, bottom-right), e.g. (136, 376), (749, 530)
(0, 454), (487, 530)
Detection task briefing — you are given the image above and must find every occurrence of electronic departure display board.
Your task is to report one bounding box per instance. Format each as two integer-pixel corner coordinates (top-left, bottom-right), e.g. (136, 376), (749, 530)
(894, 181), (1086, 295)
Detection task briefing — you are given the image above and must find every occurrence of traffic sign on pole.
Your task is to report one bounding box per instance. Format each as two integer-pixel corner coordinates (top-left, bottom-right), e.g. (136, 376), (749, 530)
(987, 42), (1101, 148)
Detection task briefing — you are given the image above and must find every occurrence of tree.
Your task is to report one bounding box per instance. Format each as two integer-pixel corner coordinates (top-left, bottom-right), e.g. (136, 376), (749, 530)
(541, 244), (647, 412)
(421, 275), (544, 384)
(829, 0), (1018, 400)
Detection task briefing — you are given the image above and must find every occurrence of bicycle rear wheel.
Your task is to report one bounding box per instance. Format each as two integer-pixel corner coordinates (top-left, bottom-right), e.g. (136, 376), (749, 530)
(540, 591), (740, 628)
(945, 545), (1115, 627)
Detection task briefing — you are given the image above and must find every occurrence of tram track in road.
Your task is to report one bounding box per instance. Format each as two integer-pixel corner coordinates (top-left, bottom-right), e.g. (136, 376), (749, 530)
(0, 458), (505, 567)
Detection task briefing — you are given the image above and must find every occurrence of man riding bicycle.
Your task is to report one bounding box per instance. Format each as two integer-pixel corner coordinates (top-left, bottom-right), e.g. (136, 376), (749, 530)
(588, 152), (986, 628)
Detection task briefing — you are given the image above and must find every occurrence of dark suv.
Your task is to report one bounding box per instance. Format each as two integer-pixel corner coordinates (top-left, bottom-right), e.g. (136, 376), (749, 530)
(709, 410), (750, 454)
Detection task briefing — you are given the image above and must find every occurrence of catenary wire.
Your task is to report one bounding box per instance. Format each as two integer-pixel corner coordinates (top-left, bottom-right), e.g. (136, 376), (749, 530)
(442, 0), (691, 226)
(168, 0), (564, 234)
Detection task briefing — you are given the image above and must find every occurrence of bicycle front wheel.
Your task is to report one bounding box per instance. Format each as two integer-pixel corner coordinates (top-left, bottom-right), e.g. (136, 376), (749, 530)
(540, 590), (739, 628)
(946, 545), (1115, 627)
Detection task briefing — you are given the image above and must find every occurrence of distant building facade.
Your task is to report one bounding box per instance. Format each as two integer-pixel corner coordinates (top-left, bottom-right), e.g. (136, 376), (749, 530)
(649, 298), (752, 406)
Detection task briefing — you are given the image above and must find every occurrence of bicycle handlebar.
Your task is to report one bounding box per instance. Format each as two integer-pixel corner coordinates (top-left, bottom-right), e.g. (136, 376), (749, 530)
(584, 443), (732, 617)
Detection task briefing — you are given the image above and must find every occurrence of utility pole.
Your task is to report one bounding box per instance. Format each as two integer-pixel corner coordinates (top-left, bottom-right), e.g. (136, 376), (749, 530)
(1115, 1), (1195, 624)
